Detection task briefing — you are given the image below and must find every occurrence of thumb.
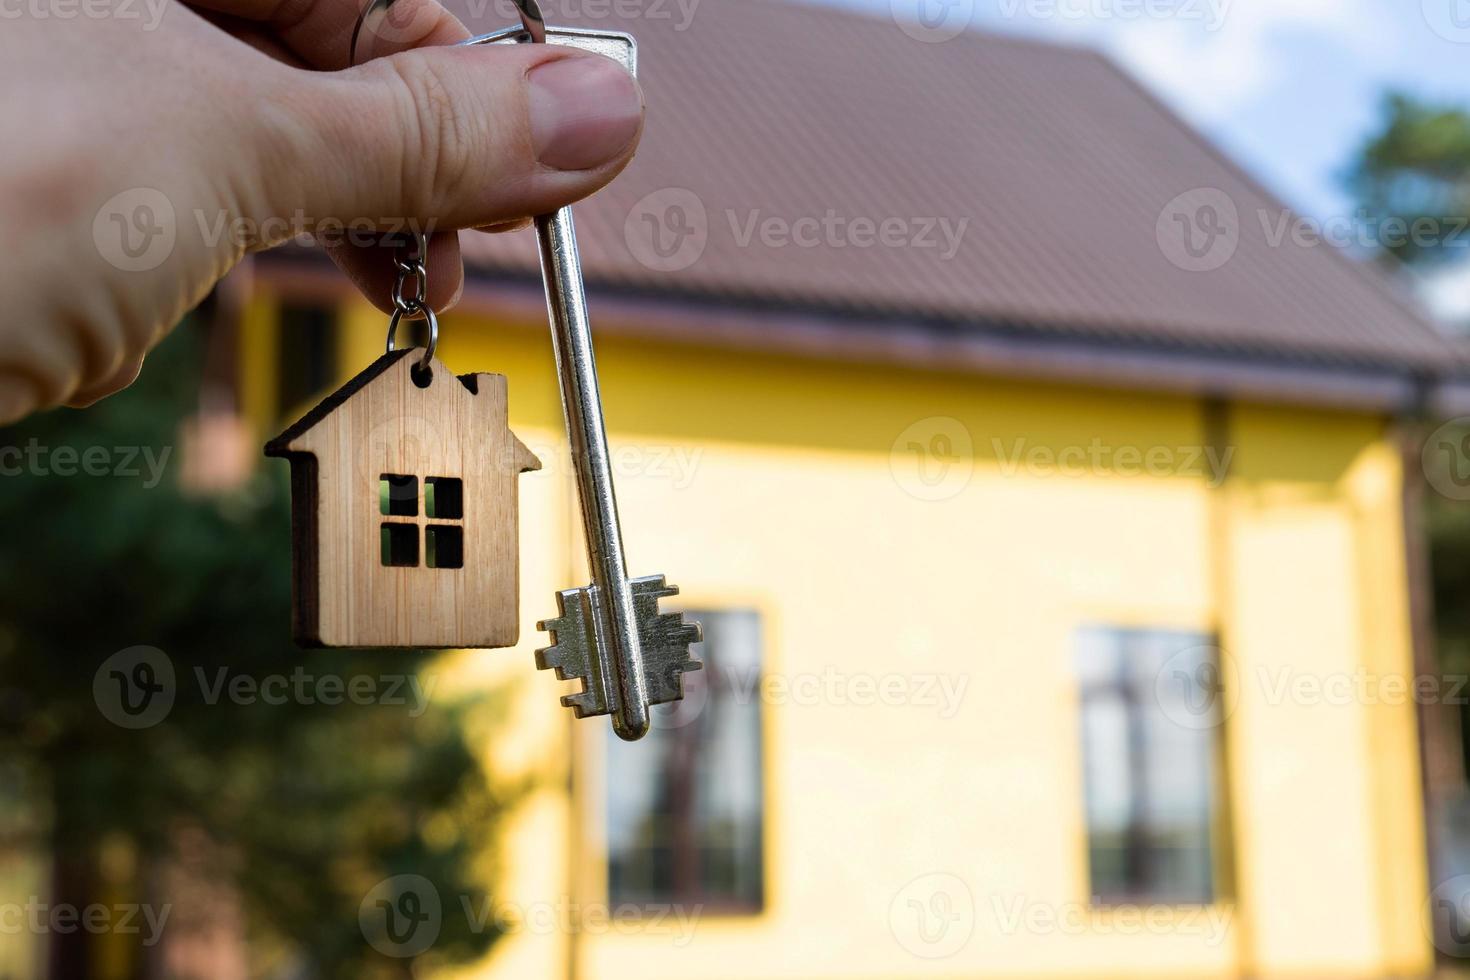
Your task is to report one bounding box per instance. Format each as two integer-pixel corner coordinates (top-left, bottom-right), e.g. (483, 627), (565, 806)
(245, 44), (644, 236)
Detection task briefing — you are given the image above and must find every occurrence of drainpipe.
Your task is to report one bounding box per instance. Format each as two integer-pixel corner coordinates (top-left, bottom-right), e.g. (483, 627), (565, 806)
(1399, 375), (1466, 963)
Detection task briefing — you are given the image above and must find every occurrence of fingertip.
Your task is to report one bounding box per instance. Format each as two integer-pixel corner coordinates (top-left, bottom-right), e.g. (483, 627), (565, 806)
(65, 357), (143, 409)
(0, 377), (37, 427)
(327, 230), (463, 315)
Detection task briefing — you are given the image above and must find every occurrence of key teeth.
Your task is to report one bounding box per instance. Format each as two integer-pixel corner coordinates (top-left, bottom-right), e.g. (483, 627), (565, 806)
(631, 577), (704, 707)
(533, 586), (612, 719)
(561, 690), (602, 718)
(536, 575), (703, 723)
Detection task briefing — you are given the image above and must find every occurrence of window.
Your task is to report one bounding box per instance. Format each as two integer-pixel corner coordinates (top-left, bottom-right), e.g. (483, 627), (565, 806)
(378, 474), (464, 569)
(1075, 627), (1221, 904)
(606, 610), (764, 912)
(276, 305), (337, 420)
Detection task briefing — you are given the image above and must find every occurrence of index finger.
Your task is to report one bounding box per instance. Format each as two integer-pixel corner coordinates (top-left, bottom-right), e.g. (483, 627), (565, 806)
(189, 0), (470, 70)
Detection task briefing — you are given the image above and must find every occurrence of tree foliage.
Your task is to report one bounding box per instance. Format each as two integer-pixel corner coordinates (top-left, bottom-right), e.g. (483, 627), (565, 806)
(1348, 92), (1470, 266)
(0, 323), (514, 978)
(1351, 95), (1470, 694)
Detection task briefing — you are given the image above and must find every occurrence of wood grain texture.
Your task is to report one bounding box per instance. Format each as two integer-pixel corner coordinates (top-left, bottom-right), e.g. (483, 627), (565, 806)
(266, 350), (540, 649)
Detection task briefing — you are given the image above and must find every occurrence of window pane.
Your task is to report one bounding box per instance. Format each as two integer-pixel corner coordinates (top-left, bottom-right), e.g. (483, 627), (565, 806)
(425, 525), (463, 569)
(425, 477), (463, 520)
(606, 610), (764, 912)
(1075, 626), (1217, 904)
(379, 474), (417, 517)
(276, 305), (337, 419)
(380, 523), (418, 567)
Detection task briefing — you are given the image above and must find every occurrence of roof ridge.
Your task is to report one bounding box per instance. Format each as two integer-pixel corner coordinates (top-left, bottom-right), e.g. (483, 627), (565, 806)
(265, 348), (416, 456)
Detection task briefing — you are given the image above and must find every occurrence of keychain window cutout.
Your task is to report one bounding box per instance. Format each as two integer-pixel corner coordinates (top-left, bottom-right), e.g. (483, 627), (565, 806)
(381, 523), (419, 566)
(380, 474), (418, 516)
(425, 477), (463, 519)
(426, 525), (464, 569)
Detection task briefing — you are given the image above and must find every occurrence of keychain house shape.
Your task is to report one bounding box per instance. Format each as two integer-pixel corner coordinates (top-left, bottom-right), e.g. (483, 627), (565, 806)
(266, 349), (541, 649)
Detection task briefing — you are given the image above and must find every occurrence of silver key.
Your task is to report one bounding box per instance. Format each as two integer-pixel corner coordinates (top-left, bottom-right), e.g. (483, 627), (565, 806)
(463, 13), (702, 741)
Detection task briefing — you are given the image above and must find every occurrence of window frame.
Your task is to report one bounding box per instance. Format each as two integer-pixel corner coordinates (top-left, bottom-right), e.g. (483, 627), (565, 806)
(594, 603), (771, 918)
(1073, 624), (1230, 908)
(376, 473), (467, 570)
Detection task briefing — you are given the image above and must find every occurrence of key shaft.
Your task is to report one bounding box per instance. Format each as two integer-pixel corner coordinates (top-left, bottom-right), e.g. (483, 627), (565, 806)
(534, 209), (650, 741)
(465, 20), (698, 742)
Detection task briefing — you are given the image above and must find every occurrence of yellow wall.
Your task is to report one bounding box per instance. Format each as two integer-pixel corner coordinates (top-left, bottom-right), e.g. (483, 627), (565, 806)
(247, 293), (1431, 980)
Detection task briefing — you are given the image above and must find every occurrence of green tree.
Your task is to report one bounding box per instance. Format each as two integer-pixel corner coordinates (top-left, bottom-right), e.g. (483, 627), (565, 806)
(1351, 93), (1470, 665)
(0, 321), (517, 978)
(1349, 92), (1470, 268)
(1350, 93), (1470, 794)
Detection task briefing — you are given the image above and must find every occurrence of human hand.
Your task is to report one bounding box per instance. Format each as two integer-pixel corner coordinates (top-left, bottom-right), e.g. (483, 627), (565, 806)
(0, 0), (644, 422)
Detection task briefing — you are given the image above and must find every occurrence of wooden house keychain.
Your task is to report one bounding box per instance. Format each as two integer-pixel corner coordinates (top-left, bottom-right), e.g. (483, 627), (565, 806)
(266, 0), (701, 741)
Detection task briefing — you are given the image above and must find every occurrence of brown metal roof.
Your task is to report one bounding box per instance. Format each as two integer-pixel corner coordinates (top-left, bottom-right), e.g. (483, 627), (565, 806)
(447, 0), (1458, 374)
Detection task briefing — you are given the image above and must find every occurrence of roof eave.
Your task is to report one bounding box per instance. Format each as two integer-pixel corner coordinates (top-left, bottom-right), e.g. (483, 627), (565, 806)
(253, 257), (1457, 417)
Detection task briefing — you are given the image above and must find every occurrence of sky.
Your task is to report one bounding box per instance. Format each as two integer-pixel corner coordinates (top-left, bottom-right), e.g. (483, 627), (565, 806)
(811, 0), (1470, 222)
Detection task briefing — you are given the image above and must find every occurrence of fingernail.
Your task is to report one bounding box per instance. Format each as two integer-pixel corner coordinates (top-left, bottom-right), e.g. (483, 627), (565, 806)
(529, 55), (642, 171)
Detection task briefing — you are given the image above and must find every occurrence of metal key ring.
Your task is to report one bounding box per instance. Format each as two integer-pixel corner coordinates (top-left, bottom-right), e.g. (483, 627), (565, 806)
(349, 0), (544, 378)
(352, 0), (546, 63)
(386, 303), (439, 365)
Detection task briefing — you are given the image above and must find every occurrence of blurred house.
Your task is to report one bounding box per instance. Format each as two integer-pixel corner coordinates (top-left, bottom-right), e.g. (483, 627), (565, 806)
(236, 0), (1470, 976)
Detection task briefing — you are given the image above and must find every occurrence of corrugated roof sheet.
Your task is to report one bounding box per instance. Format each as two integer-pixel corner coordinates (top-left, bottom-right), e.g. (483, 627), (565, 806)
(448, 0), (1459, 372)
